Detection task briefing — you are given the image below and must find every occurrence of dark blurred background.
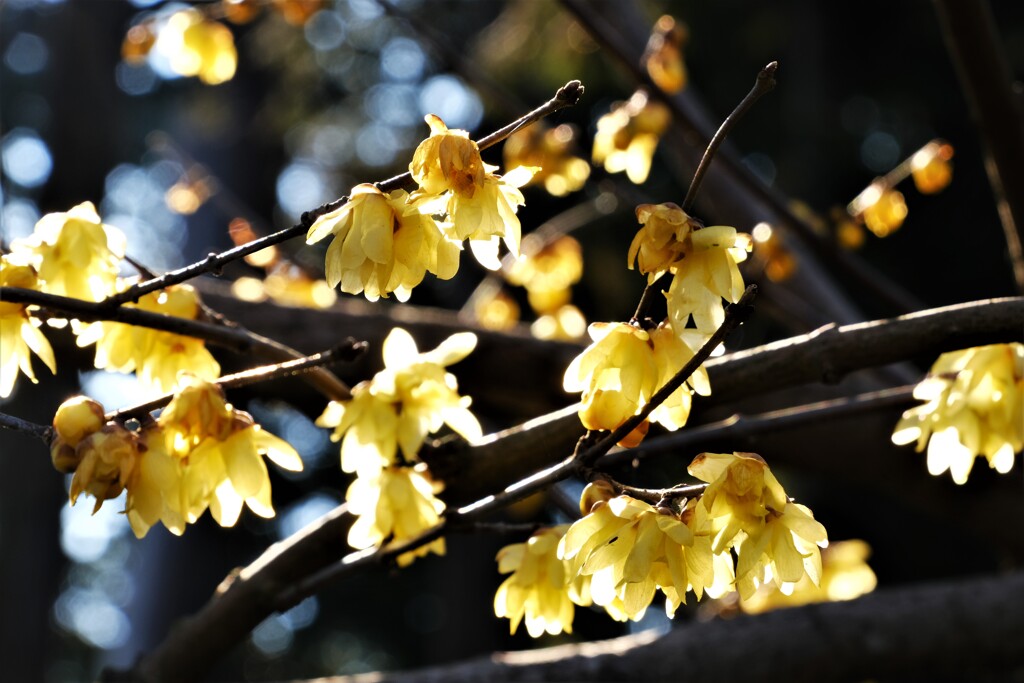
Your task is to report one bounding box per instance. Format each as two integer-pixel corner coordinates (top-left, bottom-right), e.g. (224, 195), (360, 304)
(1, 0), (1022, 681)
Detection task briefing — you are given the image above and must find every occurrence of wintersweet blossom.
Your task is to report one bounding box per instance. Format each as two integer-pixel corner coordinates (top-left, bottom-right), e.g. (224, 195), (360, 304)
(502, 123), (590, 197)
(592, 90), (671, 184)
(665, 225), (752, 334)
(76, 283), (220, 394)
(494, 525), (580, 637)
(346, 464), (445, 566)
(317, 328), (481, 474)
(306, 184), (459, 302)
(892, 343), (1024, 484)
(11, 201), (125, 302)
(0, 254), (56, 397)
(628, 202), (698, 282)
(506, 235), (584, 314)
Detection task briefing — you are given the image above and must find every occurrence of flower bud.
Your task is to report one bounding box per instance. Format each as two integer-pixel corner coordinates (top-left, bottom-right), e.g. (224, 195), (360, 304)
(579, 480), (616, 515)
(53, 396), (105, 447)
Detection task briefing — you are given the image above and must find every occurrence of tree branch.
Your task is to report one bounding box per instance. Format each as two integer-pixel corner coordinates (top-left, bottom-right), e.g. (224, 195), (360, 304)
(0, 412), (51, 443)
(297, 571), (1024, 683)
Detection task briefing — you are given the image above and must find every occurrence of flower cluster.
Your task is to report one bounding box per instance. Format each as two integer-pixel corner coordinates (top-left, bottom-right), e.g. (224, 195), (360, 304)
(317, 328), (480, 565)
(50, 378), (301, 538)
(308, 115), (537, 301)
(76, 283), (220, 394)
(505, 234), (587, 341)
(492, 453), (828, 636)
(892, 343), (1023, 484)
(0, 254), (56, 397)
(592, 90), (671, 185)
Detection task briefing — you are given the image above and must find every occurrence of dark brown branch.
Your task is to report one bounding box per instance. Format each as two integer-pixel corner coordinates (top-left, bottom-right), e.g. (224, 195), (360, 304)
(934, 0), (1024, 293)
(107, 339), (367, 423)
(296, 571), (1024, 683)
(0, 412), (51, 443)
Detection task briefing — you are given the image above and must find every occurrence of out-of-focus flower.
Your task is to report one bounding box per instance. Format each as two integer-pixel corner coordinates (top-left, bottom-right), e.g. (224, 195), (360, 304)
(857, 186), (907, 238)
(233, 268), (338, 309)
(11, 201), (125, 302)
(740, 539), (877, 614)
(222, 0), (262, 24)
(531, 304), (587, 341)
(271, 0), (324, 26)
(122, 23), (157, 63)
(892, 343), (1024, 484)
(689, 452), (828, 600)
(494, 525), (579, 637)
(164, 177), (213, 215)
(628, 202), (697, 282)
(158, 375), (302, 529)
(503, 123), (590, 197)
(157, 9), (237, 85)
(0, 255), (56, 398)
(507, 235), (583, 314)
(76, 283), (220, 394)
(750, 223), (797, 282)
(306, 184), (459, 302)
(473, 289), (520, 331)
(910, 141), (954, 195)
(665, 225), (752, 334)
(346, 464), (445, 566)
(592, 90), (671, 184)
(317, 328), (481, 474)
(643, 15), (688, 94)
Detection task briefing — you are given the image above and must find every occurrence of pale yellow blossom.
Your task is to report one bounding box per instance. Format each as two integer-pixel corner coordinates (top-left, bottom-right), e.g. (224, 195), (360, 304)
(494, 525), (578, 637)
(665, 225), (752, 334)
(0, 254), (56, 397)
(592, 91), (671, 184)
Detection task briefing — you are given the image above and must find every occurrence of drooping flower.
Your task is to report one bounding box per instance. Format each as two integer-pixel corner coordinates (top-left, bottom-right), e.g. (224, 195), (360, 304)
(317, 328), (481, 474)
(644, 15), (688, 94)
(506, 235), (584, 315)
(157, 375), (302, 528)
(307, 184), (459, 302)
(892, 343), (1024, 484)
(0, 254), (56, 398)
(409, 114), (537, 270)
(502, 123), (590, 197)
(11, 201), (125, 302)
(732, 502), (828, 600)
(75, 283), (220, 394)
(858, 186), (907, 238)
(156, 9), (237, 85)
(494, 525), (579, 637)
(628, 203), (699, 283)
(346, 464), (445, 566)
(592, 90), (671, 184)
(665, 225), (752, 334)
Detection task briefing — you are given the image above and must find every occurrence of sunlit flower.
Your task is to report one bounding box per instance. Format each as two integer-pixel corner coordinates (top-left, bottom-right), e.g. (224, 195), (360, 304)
(531, 304), (587, 341)
(628, 202), (698, 282)
(858, 187), (907, 238)
(11, 201), (125, 302)
(346, 464), (445, 566)
(158, 376), (302, 528)
(317, 328), (481, 474)
(733, 502), (828, 600)
(502, 123), (590, 197)
(665, 225), (752, 334)
(563, 322), (658, 438)
(892, 343), (1024, 484)
(644, 15), (688, 94)
(409, 114), (537, 270)
(647, 322), (710, 431)
(494, 525), (578, 637)
(307, 184), (459, 302)
(76, 283), (220, 394)
(592, 90), (671, 184)
(506, 235), (583, 314)
(740, 539), (877, 614)
(0, 255), (56, 398)
(910, 142), (954, 195)
(750, 222), (797, 282)
(473, 289), (520, 331)
(157, 9), (237, 85)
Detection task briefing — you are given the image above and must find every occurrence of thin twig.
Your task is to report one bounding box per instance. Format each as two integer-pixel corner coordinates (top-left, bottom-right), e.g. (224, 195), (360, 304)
(0, 412), (51, 443)
(107, 339), (367, 423)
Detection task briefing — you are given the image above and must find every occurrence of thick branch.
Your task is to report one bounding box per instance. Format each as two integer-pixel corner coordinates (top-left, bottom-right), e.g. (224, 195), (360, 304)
(934, 0), (1024, 292)
(306, 571), (1024, 683)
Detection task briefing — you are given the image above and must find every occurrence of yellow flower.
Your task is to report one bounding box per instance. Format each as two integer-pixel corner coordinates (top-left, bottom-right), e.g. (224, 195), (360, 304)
(740, 539), (877, 614)
(892, 343), (1024, 484)
(647, 322), (711, 431)
(76, 283), (220, 394)
(409, 114), (537, 270)
(644, 16), (688, 94)
(859, 187), (907, 238)
(910, 142), (954, 195)
(628, 203), (698, 283)
(158, 9), (237, 85)
(531, 304), (587, 342)
(306, 184), (459, 302)
(346, 464), (445, 566)
(472, 289), (520, 331)
(0, 254), (56, 398)
(733, 502), (828, 600)
(592, 90), (671, 184)
(502, 123), (590, 197)
(158, 376), (302, 528)
(506, 235), (583, 315)
(665, 225), (752, 334)
(563, 322), (658, 436)
(494, 525), (578, 637)
(688, 452), (789, 553)
(11, 201), (125, 302)
(125, 426), (187, 539)
(317, 328), (481, 474)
